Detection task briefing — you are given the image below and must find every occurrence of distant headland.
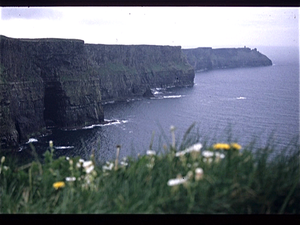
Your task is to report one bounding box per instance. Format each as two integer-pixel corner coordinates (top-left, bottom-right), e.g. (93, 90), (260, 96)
(182, 46), (272, 72)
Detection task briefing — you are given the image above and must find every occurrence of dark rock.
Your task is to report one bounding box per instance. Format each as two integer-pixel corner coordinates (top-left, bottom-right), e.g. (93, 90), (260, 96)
(143, 88), (154, 98)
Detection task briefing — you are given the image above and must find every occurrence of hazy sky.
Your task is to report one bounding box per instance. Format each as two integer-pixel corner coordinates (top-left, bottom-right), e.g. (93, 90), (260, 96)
(0, 7), (298, 48)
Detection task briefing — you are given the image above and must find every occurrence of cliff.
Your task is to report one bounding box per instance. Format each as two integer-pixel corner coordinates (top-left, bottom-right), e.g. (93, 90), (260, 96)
(0, 35), (273, 148)
(0, 35), (194, 147)
(85, 44), (194, 102)
(182, 47), (272, 72)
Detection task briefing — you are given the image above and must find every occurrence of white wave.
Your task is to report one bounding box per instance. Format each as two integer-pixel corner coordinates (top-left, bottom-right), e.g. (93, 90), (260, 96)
(82, 119), (128, 129)
(126, 98), (141, 102)
(166, 85), (175, 88)
(102, 100), (115, 105)
(150, 96), (164, 100)
(26, 138), (38, 144)
(81, 125), (95, 129)
(163, 95), (182, 99)
(236, 97), (246, 100)
(54, 146), (74, 150)
(155, 87), (166, 91)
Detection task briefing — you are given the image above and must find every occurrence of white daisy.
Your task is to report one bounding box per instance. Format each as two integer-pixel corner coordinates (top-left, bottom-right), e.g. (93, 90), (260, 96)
(175, 143), (202, 157)
(202, 150), (214, 158)
(147, 150), (156, 156)
(65, 177), (76, 182)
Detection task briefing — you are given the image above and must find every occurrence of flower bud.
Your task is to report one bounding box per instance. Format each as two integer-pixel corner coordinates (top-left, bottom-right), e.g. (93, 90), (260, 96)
(195, 168), (204, 181)
(49, 140), (53, 148)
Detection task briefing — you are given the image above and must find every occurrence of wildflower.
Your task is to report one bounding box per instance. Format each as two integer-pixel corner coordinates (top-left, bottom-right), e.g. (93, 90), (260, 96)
(83, 161), (93, 168)
(76, 159), (85, 168)
(195, 168), (204, 181)
(0, 164), (9, 174)
(167, 175), (187, 186)
(120, 161), (128, 166)
(215, 152), (225, 158)
(147, 150), (156, 156)
(167, 172), (192, 186)
(82, 161), (94, 174)
(170, 125), (176, 131)
(53, 181), (65, 190)
(231, 143), (242, 150)
(65, 177), (76, 182)
(175, 143), (202, 157)
(203, 158), (213, 163)
(102, 162), (114, 171)
(215, 152), (225, 162)
(146, 157), (155, 169)
(85, 165), (94, 174)
(49, 140), (53, 148)
(1, 156), (5, 164)
(202, 150), (214, 158)
(213, 143), (230, 150)
(120, 157), (128, 167)
(66, 157), (70, 161)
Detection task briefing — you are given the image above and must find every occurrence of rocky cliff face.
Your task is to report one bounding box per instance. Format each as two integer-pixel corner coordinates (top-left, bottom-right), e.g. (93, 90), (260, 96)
(85, 44), (194, 102)
(182, 47), (272, 72)
(0, 35), (194, 147)
(1, 35), (273, 148)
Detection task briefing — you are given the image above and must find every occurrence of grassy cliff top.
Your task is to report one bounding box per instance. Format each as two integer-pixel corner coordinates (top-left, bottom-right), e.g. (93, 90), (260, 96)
(1, 125), (299, 213)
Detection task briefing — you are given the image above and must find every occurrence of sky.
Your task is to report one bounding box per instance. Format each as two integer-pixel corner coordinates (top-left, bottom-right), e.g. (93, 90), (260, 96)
(0, 7), (299, 48)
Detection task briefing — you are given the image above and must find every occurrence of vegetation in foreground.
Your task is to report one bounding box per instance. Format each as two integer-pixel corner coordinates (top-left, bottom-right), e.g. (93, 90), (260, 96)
(0, 125), (299, 213)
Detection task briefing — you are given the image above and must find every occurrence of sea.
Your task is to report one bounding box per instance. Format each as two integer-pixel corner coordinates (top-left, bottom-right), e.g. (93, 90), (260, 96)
(18, 46), (299, 163)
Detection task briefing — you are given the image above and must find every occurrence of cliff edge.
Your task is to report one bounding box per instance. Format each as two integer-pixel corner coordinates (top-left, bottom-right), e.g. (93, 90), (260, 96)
(182, 47), (272, 72)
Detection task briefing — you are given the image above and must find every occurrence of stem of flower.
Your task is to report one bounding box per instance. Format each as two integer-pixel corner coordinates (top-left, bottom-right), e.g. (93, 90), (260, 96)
(115, 145), (121, 171)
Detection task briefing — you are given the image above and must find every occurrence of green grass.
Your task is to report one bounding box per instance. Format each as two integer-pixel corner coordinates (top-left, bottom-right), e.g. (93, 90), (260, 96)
(0, 126), (299, 213)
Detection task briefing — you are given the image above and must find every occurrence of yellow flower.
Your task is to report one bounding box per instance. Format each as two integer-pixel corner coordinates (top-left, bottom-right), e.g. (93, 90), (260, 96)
(53, 181), (65, 190)
(230, 143), (242, 150)
(213, 143), (230, 150)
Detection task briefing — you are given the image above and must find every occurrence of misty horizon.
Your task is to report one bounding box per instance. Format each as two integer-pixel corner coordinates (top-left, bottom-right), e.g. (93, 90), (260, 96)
(0, 7), (298, 49)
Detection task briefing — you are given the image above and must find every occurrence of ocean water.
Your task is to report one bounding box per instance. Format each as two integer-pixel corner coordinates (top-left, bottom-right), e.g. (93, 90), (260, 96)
(20, 46), (299, 163)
